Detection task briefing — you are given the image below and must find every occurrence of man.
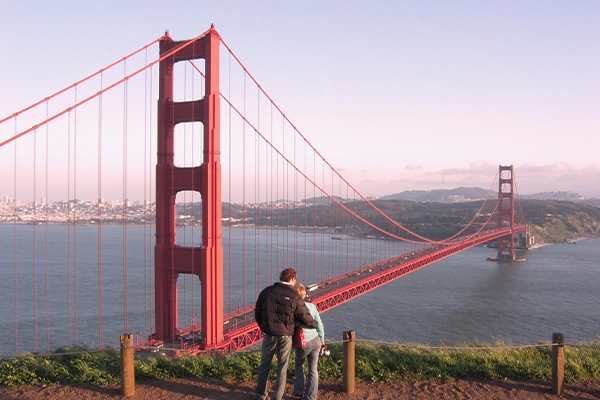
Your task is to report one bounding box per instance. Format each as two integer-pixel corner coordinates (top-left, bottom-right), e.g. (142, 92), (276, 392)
(254, 267), (318, 400)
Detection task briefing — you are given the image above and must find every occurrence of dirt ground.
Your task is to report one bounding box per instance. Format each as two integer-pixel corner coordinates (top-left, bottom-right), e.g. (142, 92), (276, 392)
(1, 378), (600, 400)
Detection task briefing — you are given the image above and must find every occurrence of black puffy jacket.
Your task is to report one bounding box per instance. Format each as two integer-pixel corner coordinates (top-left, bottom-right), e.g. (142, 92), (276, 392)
(254, 282), (318, 336)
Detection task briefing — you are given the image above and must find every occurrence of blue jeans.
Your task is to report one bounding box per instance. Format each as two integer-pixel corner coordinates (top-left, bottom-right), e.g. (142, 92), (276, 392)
(293, 335), (321, 400)
(255, 333), (293, 400)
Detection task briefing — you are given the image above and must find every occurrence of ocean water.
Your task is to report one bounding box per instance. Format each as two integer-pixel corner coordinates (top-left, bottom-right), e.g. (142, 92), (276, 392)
(1, 224), (598, 355)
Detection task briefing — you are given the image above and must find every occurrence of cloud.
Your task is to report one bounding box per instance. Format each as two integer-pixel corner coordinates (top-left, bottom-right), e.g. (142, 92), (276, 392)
(516, 163), (600, 197)
(349, 162), (600, 199)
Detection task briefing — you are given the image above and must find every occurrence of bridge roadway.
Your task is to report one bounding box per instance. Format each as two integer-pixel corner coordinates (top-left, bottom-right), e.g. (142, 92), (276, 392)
(154, 226), (526, 353)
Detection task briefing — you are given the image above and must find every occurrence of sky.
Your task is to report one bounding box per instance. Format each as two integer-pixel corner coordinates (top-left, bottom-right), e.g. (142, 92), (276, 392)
(1, 1), (599, 201)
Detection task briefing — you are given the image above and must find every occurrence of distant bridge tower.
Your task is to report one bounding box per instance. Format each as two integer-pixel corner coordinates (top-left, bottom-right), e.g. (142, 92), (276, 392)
(155, 27), (223, 349)
(495, 165), (516, 261)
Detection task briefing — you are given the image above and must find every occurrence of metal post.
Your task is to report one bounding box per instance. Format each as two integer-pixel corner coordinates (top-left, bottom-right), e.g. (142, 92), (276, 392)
(343, 330), (356, 394)
(552, 332), (564, 395)
(120, 334), (135, 397)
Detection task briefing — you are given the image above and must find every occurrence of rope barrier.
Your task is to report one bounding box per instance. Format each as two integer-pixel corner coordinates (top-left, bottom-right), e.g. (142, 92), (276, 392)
(323, 338), (559, 350)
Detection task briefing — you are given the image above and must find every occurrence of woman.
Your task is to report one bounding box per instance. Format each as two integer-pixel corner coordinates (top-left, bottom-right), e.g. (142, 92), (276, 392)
(293, 283), (325, 400)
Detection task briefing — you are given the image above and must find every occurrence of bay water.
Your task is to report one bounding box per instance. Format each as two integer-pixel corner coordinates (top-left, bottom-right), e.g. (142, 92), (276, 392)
(1, 224), (598, 355)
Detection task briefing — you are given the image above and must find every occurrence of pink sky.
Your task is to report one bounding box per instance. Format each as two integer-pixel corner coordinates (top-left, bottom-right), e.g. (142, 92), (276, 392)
(1, 2), (599, 202)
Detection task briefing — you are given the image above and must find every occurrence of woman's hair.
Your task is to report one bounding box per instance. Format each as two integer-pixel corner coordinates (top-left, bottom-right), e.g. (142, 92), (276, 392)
(295, 283), (306, 299)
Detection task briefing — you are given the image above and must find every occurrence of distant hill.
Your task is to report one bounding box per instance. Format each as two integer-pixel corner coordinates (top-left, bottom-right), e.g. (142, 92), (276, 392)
(219, 198), (600, 245)
(381, 187), (600, 207)
(519, 191), (600, 207)
(381, 187), (493, 202)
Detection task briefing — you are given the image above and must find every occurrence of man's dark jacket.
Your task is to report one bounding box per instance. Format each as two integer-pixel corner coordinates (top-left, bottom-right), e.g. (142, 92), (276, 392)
(255, 282), (318, 336)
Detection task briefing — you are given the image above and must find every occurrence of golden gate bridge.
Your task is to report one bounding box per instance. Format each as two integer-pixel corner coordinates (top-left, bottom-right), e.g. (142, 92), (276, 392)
(0, 26), (527, 356)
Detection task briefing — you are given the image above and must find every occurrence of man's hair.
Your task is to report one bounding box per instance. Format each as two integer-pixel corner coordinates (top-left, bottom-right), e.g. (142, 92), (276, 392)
(295, 283), (306, 299)
(279, 267), (297, 283)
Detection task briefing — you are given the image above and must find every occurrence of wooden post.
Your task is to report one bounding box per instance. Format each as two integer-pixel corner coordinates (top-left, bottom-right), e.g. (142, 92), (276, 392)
(343, 330), (356, 394)
(551, 332), (564, 396)
(120, 333), (135, 397)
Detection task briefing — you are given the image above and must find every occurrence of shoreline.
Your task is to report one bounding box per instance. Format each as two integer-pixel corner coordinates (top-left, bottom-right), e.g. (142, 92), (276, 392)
(528, 235), (595, 249)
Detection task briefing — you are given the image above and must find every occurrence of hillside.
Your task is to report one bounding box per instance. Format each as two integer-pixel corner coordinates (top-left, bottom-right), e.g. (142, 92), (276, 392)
(364, 199), (600, 244)
(222, 199), (600, 245)
(520, 199), (600, 244)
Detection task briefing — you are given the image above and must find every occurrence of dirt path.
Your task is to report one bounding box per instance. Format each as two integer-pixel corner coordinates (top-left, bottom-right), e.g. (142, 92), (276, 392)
(1, 378), (600, 399)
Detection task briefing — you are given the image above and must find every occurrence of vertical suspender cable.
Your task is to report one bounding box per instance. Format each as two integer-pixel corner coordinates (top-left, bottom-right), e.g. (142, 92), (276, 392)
(193, 53), (199, 333)
(352, 189), (356, 271)
(277, 116), (281, 271)
(291, 128), (298, 279)
(13, 119), (18, 354)
(312, 150), (316, 283)
(321, 160), (326, 280)
(45, 104), (50, 352)
(255, 87), (260, 305)
(97, 74), (104, 348)
(302, 137), (307, 281)
(268, 104), (274, 284)
(292, 127), (298, 276)
(345, 183), (349, 272)
(142, 52), (148, 343)
(73, 88), (79, 346)
(331, 169), (335, 275)
(146, 63), (156, 344)
(242, 73), (247, 305)
(143, 52), (150, 341)
(146, 53), (155, 341)
(284, 123), (287, 267)
(33, 129), (38, 353)
(227, 52), (232, 314)
(189, 57), (194, 333)
(122, 60), (129, 334)
(67, 111), (72, 346)
(148, 54), (153, 342)
(169, 80), (176, 349)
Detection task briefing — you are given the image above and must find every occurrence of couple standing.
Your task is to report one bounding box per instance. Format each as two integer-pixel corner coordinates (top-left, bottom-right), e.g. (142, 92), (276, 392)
(254, 268), (326, 400)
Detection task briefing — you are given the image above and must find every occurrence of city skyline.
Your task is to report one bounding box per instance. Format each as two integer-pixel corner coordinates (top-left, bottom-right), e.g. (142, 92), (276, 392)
(1, 2), (599, 201)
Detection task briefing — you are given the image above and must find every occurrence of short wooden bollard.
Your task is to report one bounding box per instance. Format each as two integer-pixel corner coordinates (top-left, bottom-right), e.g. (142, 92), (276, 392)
(551, 332), (564, 396)
(343, 330), (356, 394)
(120, 334), (135, 397)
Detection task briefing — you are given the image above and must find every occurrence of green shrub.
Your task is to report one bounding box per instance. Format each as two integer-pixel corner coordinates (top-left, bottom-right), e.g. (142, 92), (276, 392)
(2, 341), (600, 387)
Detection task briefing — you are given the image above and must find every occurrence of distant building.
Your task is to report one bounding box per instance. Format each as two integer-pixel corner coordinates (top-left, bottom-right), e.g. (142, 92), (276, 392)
(448, 195), (465, 202)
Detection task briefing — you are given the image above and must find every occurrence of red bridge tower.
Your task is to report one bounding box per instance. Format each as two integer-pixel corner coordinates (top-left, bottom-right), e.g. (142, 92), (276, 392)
(492, 165), (523, 261)
(155, 27), (223, 349)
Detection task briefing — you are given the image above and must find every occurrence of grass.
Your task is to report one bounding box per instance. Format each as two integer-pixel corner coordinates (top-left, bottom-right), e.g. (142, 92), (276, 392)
(2, 341), (600, 387)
